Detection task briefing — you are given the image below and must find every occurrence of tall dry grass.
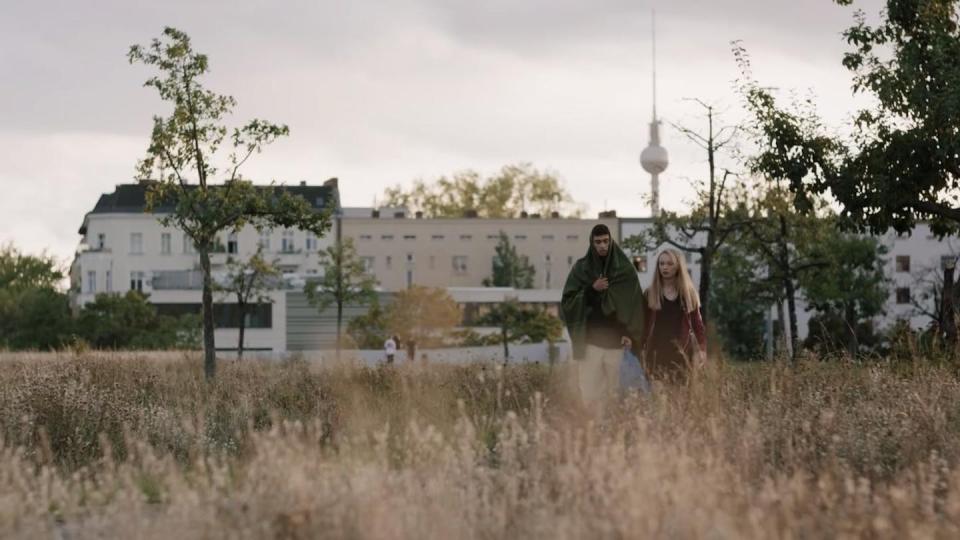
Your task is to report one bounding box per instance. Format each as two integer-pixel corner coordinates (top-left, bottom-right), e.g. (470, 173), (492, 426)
(2, 351), (960, 538)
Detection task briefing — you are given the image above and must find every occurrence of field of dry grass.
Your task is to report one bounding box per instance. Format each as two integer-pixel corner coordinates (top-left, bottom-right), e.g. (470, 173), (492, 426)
(2, 351), (960, 538)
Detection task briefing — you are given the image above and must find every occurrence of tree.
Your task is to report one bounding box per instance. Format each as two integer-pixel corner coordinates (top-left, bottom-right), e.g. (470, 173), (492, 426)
(798, 230), (890, 356)
(216, 248), (281, 359)
(128, 28), (331, 379)
(475, 299), (563, 362)
(304, 237), (378, 360)
(622, 101), (746, 322)
(346, 299), (389, 349)
(482, 232), (536, 288)
(76, 292), (198, 350)
(385, 286), (461, 360)
(382, 163), (583, 218)
(737, 0), (960, 237)
(709, 241), (775, 360)
(0, 245), (72, 350)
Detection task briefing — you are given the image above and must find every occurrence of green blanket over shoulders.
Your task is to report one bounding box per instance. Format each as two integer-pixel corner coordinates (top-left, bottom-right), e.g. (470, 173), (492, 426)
(561, 239), (646, 360)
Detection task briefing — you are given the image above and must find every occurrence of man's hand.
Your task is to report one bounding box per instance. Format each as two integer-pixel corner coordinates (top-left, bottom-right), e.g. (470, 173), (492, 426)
(592, 277), (609, 292)
(621, 336), (632, 349)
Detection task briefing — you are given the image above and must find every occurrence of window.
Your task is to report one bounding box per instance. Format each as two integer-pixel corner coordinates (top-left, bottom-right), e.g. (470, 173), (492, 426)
(487, 234), (499, 240)
(360, 256), (375, 273)
(227, 233), (239, 254)
(386, 256), (393, 270)
(86, 271), (96, 294)
(941, 255), (957, 270)
(403, 235), (417, 240)
(406, 253), (415, 263)
(183, 234), (195, 254)
(452, 256), (468, 274)
(514, 235), (527, 241)
(382, 234), (394, 240)
(130, 271), (145, 293)
(130, 233), (143, 254)
(258, 229), (272, 251)
(105, 270), (112, 293)
(633, 256), (648, 273)
(305, 233), (317, 252)
(281, 229), (296, 253)
(359, 234), (372, 241)
(161, 233), (171, 255)
(895, 287), (911, 304)
(96, 233), (106, 250)
(566, 234), (579, 241)
(460, 234), (473, 241)
(432, 235), (445, 240)
(895, 255), (911, 273)
(406, 270), (413, 288)
(542, 234), (555, 241)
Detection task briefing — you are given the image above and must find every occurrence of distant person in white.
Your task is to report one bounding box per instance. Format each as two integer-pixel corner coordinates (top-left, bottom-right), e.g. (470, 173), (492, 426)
(384, 335), (397, 364)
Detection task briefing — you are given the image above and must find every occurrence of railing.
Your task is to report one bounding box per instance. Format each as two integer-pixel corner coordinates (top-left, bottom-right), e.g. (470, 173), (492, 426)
(152, 270), (204, 290)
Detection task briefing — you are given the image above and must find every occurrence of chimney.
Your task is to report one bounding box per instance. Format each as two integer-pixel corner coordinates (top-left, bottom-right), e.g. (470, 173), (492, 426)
(371, 209), (380, 218)
(520, 211), (529, 219)
(463, 209), (478, 218)
(394, 211), (406, 219)
(598, 210), (617, 218)
(415, 211), (423, 219)
(323, 177), (339, 189)
(300, 180), (307, 186)
(550, 211), (560, 219)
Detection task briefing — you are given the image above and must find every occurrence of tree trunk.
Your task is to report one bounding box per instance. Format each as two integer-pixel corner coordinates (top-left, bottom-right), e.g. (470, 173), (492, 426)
(237, 300), (246, 361)
(698, 247), (712, 324)
(844, 302), (858, 357)
(943, 264), (957, 347)
(784, 277), (799, 363)
(200, 247), (216, 379)
(502, 323), (509, 363)
(336, 299), (343, 362)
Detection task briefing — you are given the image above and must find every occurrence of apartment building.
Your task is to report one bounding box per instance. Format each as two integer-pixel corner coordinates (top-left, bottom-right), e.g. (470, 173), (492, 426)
(70, 180), (339, 352)
(341, 208), (619, 292)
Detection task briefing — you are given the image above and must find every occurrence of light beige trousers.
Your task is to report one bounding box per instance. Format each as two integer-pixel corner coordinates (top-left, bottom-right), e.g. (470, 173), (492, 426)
(578, 345), (622, 412)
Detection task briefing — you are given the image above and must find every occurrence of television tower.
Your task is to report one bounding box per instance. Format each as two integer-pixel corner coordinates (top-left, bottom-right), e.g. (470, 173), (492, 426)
(640, 10), (668, 217)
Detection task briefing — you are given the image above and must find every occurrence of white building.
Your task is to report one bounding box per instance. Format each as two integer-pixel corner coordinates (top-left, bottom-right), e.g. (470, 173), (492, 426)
(620, 217), (960, 341)
(70, 179), (340, 353)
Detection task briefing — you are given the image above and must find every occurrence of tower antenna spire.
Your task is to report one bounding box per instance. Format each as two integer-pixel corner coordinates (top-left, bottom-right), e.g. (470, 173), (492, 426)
(640, 9), (668, 218)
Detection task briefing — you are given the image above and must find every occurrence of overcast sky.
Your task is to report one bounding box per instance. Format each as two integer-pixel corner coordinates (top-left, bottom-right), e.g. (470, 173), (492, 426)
(0, 0), (885, 265)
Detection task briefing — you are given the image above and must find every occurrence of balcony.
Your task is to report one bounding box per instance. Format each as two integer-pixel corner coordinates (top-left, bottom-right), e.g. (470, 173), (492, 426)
(152, 270), (204, 290)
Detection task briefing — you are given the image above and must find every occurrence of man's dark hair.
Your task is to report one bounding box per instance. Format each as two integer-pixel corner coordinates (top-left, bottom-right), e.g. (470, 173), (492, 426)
(591, 224), (611, 239)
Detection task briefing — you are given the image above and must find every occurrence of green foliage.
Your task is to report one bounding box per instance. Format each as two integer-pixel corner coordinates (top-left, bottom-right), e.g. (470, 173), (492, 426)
(128, 27), (332, 377)
(737, 0), (960, 236)
(804, 312), (884, 358)
(76, 292), (198, 350)
(482, 231), (535, 289)
(305, 237), (377, 312)
(346, 300), (389, 349)
(709, 243), (771, 361)
(383, 163), (582, 218)
(217, 248), (281, 357)
(0, 245), (72, 350)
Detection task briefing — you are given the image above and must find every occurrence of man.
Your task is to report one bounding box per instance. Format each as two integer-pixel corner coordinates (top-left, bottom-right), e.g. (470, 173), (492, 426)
(384, 335), (397, 364)
(561, 224), (646, 413)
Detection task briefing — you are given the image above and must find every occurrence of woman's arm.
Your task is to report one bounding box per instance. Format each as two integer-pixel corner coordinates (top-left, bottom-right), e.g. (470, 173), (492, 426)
(691, 306), (707, 355)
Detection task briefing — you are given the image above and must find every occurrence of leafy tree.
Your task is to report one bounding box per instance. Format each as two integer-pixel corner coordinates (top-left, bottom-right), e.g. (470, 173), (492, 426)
(737, 0), (960, 237)
(385, 286), (461, 360)
(709, 241), (775, 360)
(383, 163), (583, 218)
(482, 231), (536, 288)
(798, 229), (889, 356)
(216, 248), (281, 359)
(346, 300), (389, 350)
(305, 237), (378, 360)
(0, 245), (72, 350)
(76, 292), (197, 350)
(476, 299), (563, 361)
(128, 27), (331, 378)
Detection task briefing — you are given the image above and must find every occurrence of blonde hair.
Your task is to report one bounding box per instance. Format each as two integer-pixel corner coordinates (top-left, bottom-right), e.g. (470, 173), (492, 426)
(647, 249), (700, 313)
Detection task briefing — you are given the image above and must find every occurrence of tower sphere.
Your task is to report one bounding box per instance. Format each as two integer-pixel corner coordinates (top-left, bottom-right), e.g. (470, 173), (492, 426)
(641, 144), (668, 174)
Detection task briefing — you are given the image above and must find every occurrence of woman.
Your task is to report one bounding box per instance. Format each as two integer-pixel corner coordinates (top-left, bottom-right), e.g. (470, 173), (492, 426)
(643, 249), (707, 381)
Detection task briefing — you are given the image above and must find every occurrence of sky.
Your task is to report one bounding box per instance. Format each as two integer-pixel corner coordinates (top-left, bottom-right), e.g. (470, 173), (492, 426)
(0, 0), (885, 265)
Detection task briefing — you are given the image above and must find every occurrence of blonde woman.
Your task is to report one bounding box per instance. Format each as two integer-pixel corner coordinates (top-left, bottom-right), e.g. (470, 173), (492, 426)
(643, 249), (707, 381)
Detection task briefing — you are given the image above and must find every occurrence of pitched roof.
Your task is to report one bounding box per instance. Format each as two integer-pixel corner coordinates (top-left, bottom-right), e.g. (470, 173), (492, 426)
(79, 179), (339, 234)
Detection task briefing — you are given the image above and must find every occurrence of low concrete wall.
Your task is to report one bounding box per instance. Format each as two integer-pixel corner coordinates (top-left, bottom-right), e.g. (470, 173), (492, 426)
(238, 341), (573, 366)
